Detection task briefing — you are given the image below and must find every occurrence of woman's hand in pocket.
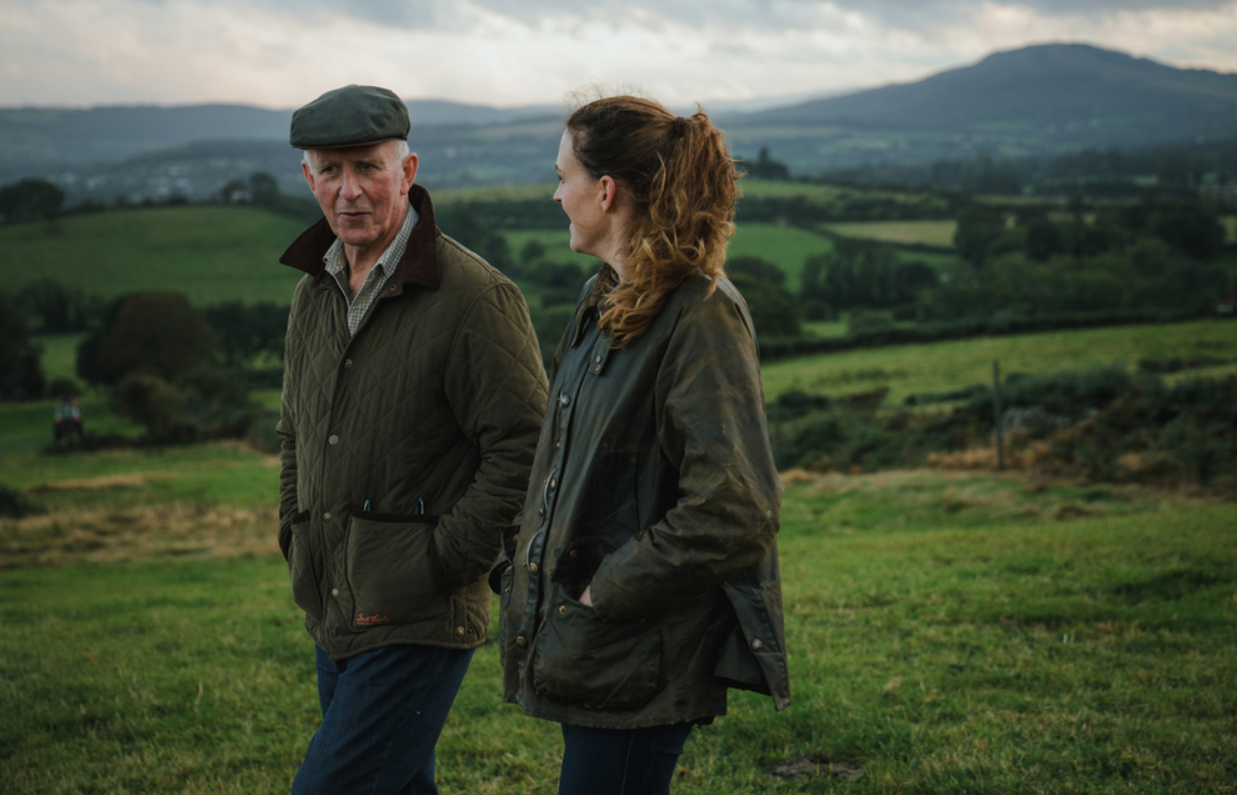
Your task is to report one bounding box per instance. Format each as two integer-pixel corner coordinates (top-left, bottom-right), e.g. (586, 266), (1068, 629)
(579, 584), (594, 607)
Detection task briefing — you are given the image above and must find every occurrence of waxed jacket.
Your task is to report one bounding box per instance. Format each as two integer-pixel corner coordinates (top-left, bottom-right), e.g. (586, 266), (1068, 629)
(500, 271), (790, 729)
(277, 184), (548, 659)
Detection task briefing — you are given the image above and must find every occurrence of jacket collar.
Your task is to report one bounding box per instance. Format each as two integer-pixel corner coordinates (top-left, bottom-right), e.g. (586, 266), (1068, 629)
(279, 183), (442, 295)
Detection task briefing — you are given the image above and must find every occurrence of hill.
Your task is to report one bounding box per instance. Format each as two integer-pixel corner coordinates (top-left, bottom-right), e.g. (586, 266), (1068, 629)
(0, 99), (557, 169)
(3, 43), (1235, 199)
(752, 44), (1237, 145)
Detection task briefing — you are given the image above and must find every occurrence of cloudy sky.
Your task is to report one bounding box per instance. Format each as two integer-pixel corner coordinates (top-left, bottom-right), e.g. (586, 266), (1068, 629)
(2, 0), (1236, 110)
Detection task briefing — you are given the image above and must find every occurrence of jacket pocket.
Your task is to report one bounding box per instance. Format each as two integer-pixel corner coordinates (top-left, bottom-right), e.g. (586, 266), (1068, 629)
(286, 511), (321, 621)
(346, 510), (449, 629)
(532, 584), (661, 711)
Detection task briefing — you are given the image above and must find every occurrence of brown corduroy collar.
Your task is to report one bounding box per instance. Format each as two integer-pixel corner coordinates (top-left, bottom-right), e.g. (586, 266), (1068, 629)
(278, 183), (443, 297)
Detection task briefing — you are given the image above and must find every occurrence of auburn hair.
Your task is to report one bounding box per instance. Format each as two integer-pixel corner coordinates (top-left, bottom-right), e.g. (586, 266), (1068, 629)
(564, 95), (739, 346)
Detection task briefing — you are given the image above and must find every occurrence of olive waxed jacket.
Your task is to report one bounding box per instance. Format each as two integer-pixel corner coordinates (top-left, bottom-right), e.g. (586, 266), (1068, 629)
(500, 272), (790, 729)
(277, 184), (548, 659)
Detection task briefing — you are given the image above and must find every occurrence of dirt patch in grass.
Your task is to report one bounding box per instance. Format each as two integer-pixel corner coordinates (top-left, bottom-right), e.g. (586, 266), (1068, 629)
(767, 756), (865, 782)
(0, 503), (280, 568)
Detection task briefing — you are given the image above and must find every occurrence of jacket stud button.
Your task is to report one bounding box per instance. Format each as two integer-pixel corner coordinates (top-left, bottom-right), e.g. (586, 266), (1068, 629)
(504, 586), (511, 594)
(456, 626), (466, 636)
(558, 605), (567, 615)
(594, 355), (602, 364)
(549, 477), (557, 490)
(569, 550), (578, 558)
(751, 638), (763, 651)
(538, 507), (545, 517)
(558, 393), (570, 407)
(528, 563), (539, 575)
(331, 588), (339, 597)
(516, 635), (528, 648)
(328, 434), (339, 445)
(323, 512), (332, 522)
(343, 359), (353, 369)
(388, 284), (397, 292)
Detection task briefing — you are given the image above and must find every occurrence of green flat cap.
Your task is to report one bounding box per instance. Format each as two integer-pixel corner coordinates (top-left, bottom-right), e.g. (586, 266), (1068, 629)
(290, 85), (410, 149)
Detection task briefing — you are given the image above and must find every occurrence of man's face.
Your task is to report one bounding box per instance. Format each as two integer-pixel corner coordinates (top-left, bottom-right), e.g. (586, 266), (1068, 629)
(302, 140), (418, 255)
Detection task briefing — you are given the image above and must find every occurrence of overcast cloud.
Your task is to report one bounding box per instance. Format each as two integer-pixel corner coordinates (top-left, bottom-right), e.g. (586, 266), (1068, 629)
(1, 0), (1234, 109)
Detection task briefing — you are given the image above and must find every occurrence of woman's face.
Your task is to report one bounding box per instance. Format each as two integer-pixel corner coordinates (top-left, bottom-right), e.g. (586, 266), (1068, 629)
(553, 131), (612, 259)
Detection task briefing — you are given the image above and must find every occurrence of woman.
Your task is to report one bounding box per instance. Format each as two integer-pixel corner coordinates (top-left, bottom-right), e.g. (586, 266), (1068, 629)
(497, 95), (789, 794)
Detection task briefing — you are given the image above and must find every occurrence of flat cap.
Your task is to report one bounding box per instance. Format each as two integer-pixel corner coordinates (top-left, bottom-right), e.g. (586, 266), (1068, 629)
(290, 85), (410, 149)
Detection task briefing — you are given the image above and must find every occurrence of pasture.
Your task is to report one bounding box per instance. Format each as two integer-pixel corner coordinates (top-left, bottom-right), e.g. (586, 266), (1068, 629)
(1, 454), (1233, 793)
(2, 199), (1234, 793)
(761, 318), (1237, 404)
(821, 220), (957, 250)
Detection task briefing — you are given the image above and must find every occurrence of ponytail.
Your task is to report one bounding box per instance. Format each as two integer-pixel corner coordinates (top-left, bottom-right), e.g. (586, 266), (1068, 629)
(564, 96), (738, 347)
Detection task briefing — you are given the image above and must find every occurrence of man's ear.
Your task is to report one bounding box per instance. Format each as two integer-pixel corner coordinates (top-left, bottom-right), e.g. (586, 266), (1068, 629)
(401, 152), (420, 193)
(301, 158), (316, 192)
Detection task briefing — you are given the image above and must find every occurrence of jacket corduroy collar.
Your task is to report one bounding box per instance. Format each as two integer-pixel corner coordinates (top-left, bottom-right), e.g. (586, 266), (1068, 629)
(278, 183), (443, 296)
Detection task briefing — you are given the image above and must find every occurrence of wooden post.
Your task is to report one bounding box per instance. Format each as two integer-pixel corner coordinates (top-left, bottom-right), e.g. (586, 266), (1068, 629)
(993, 359), (1004, 472)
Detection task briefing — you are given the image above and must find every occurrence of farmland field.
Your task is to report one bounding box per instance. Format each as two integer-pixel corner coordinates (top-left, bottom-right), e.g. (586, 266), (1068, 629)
(1, 460), (1233, 793)
(0, 206), (306, 305)
(822, 220), (957, 249)
(760, 318), (1237, 403)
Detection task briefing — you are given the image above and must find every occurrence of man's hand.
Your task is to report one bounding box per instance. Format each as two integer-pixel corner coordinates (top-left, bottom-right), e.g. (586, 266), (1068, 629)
(579, 585), (593, 607)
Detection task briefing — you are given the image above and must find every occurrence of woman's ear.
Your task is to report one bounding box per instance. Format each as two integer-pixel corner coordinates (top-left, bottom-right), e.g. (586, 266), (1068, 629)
(599, 175), (619, 213)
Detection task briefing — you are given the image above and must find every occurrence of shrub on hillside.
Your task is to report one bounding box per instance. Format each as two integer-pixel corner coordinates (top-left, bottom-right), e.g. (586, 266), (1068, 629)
(0, 288), (46, 401)
(0, 483), (44, 518)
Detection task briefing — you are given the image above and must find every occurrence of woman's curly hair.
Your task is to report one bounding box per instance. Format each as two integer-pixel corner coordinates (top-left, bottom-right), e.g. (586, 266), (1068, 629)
(564, 95), (739, 347)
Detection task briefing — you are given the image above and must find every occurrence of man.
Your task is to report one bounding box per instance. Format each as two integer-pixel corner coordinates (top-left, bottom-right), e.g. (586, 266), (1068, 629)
(276, 85), (548, 795)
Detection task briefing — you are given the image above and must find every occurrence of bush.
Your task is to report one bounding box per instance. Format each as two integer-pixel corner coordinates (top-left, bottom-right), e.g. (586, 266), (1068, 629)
(0, 483), (44, 518)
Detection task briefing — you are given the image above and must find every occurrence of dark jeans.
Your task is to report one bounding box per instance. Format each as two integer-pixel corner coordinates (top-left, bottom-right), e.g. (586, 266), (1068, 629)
(291, 644), (474, 795)
(558, 722), (695, 795)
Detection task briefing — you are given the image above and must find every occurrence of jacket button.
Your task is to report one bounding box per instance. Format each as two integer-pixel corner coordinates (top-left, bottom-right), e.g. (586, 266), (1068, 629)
(331, 588), (339, 597)
(456, 626), (466, 636)
(329, 435), (339, 445)
(538, 507), (545, 517)
(569, 549), (578, 558)
(323, 512), (332, 521)
(528, 563), (539, 575)
(558, 393), (570, 407)
(751, 638), (763, 651)
(388, 284), (397, 292)
(343, 359), (353, 369)
(504, 586), (511, 594)
(558, 605), (566, 615)
(516, 635), (528, 648)
(549, 477), (557, 490)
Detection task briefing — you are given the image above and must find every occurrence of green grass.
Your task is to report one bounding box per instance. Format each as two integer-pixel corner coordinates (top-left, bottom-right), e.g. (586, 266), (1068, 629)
(729, 223), (833, 291)
(761, 318), (1237, 403)
(822, 220), (958, 249)
(0, 207), (307, 306)
(0, 441), (278, 514)
(32, 333), (85, 384)
(2, 469), (1233, 793)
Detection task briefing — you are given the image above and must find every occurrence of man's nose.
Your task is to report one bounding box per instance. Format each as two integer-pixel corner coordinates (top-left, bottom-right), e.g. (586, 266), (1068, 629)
(340, 169), (363, 199)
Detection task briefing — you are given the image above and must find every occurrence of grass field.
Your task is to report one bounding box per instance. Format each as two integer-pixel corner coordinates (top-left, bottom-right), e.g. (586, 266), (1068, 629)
(761, 318), (1237, 404)
(0, 207), (307, 306)
(821, 220), (958, 250)
(1, 460), (1233, 793)
(729, 223), (833, 290)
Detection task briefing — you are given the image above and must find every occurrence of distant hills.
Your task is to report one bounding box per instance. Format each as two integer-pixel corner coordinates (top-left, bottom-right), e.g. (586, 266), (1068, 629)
(2, 43), (1234, 202)
(747, 43), (1237, 143)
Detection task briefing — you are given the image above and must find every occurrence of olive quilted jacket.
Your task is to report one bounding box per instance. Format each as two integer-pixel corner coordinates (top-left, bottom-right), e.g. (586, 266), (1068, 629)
(277, 185), (548, 659)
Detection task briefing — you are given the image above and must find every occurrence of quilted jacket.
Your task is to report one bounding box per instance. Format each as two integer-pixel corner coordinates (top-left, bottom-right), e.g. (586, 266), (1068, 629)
(277, 184), (548, 659)
(500, 272), (790, 729)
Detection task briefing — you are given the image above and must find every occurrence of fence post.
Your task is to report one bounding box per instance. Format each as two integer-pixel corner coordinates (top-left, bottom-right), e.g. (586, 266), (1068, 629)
(993, 359), (1004, 472)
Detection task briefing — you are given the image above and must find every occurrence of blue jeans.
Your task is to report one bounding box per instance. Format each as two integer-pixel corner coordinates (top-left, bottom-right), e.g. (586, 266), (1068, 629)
(558, 722), (695, 795)
(291, 644), (474, 795)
